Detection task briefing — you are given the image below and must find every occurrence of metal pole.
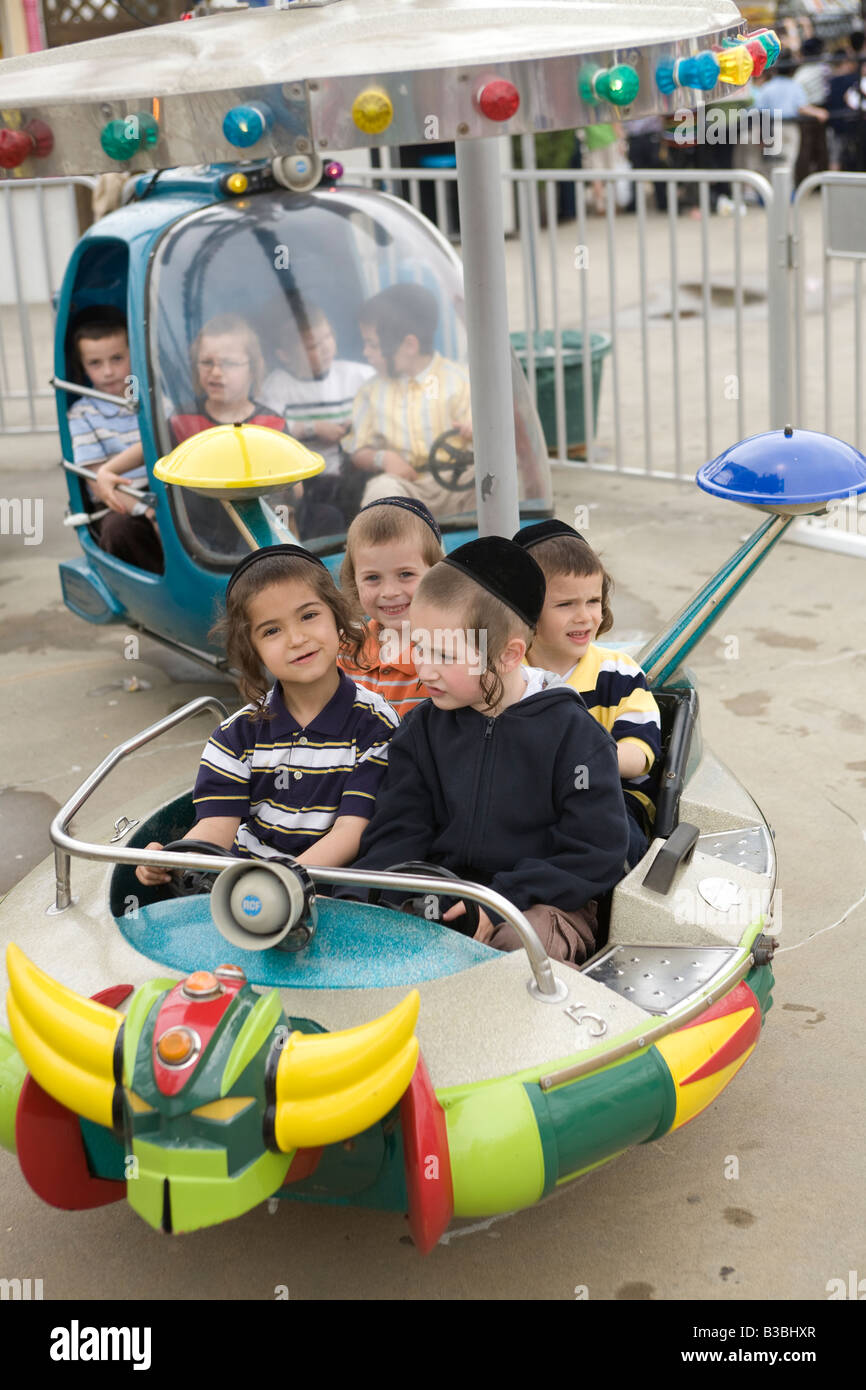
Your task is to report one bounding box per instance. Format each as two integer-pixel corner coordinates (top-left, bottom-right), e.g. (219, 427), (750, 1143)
(455, 138), (520, 537)
(767, 164), (793, 428)
(519, 133), (541, 333)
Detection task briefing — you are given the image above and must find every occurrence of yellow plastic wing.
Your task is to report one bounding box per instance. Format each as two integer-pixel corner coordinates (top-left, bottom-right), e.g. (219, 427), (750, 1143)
(5, 944), (122, 1128)
(273, 991), (420, 1151)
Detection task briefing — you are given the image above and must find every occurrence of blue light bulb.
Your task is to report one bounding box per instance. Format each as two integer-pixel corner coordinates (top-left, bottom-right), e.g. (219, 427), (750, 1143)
(679, 53), (721, 91)
(655, 60), (677, 95)
(222, 103), (273, 149)
(657, 51), (720, 95)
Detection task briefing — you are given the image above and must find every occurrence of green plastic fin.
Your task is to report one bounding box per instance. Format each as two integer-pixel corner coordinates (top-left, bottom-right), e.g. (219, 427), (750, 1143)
(122, 979), (176, 1086)
(0, 1027), (27, 1154)
(220, 988), (282, 1097)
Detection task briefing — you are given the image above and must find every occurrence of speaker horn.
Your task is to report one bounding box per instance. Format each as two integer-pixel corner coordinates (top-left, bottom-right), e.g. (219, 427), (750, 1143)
(210, 858), (317, 953)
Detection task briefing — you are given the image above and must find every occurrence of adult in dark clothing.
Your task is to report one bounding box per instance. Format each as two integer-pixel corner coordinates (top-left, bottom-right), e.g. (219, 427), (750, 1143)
(348, 536), (631, 964)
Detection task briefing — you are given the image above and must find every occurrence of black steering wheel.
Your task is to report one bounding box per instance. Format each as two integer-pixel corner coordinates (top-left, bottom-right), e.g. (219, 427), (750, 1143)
(368, 861), (481, 936)
(425, 429), (475, 493)
(161, 838), (234, 898)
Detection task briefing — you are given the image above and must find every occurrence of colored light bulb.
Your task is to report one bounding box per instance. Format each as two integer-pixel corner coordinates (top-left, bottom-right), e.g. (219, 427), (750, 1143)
(223, 103), (272, 148)
(744, 40), (768, 78)
(678, 52), (721, 91)
(100, 118), (142, 161)
(25, 119), (54, 159)
(324, 160), (344, 180)
(580, 63), (639, 106)
(137, 112), (160, 149)
(475, 79), (520, 122)
(351, 88), (393, 135)
(718, 46), (754, 86)
(0, 128), (33, 169)
(655, 60), (677, 96)
(749, 28), (781, 67)
(595, 64), (640, 106)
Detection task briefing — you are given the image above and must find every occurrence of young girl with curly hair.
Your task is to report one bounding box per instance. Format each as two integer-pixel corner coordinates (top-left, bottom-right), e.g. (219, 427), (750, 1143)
(136, 545), (398, 884)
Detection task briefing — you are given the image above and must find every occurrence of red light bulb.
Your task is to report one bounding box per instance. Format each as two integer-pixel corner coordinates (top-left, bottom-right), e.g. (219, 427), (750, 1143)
(475, 80), (520, 123)
(25, 119), (54, 159)
(0, 129), (33, 170)
(745, 39), (768, 77)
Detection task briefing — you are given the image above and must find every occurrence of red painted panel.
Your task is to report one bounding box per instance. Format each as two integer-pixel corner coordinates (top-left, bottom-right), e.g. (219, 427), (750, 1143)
(152, 976), (244, 1097)
(283, 1147), (324, 1183)
(13, 983), (132, 1210)
(400, 1053), (453, 1255)
(679, 980), (759, 1033)
(16, 1076), (125, 1210)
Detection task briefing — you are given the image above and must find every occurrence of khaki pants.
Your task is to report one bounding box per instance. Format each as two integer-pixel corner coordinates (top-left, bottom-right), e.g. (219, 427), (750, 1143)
(487, 901), (599, 966)
(361, 468), (475, 520)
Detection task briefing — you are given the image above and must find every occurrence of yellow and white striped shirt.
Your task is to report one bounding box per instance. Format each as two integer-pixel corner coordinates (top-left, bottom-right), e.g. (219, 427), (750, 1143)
(344, 353), (471, 472)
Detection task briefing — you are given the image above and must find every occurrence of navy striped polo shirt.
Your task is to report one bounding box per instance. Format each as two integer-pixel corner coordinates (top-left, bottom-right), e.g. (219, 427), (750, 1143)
(192, 671), (399, 859)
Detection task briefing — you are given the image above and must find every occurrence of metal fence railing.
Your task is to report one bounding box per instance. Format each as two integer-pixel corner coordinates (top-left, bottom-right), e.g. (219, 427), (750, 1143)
(347, 162), (793, 479)
(0, 175), (96, 435)
(786, 170), (866, 557)
(3, 164), (865, 548)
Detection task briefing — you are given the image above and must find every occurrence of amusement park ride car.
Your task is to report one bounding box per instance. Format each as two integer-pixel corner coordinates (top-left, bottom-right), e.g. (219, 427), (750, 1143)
(2, 0), (865, 1252)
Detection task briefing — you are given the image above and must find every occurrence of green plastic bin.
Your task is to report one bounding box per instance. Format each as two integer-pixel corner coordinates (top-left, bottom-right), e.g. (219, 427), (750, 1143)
(511, 330), (611, 456)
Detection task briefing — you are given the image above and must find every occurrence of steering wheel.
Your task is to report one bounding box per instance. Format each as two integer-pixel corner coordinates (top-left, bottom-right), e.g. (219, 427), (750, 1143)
(425, 429), (475, 493)
(161, 838), (234, 898)
(368, 861), (481, 936)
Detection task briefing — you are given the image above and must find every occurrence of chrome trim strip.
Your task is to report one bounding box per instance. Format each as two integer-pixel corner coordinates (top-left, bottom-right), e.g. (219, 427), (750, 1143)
(539, 949), (757, 1091)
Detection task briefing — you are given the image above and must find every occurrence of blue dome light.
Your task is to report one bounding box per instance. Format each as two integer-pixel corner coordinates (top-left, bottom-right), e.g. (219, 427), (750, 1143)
(697, 426), (866, 515)
(222, 103), (273, 149)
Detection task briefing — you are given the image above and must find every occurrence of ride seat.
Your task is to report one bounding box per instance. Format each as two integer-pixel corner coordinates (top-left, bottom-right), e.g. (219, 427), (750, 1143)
(592, 685), (698, 951)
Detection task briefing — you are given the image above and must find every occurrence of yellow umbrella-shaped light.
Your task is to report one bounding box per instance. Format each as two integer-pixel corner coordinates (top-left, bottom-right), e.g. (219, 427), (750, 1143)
(154, 423), (325, 500)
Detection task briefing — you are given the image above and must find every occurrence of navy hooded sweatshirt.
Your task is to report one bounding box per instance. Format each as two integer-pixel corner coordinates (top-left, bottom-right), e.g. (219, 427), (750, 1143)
(351, 675), (631, 919)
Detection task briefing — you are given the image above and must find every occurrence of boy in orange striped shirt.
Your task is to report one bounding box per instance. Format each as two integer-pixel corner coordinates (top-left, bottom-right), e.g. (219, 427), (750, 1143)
(339, 497), (444, 717)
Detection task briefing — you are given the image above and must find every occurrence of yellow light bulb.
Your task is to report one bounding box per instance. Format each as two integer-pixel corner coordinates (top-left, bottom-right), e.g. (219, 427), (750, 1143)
(351, 88), (394, 135)
(718, 46), (754, 85)
(226, 172), (249, 194)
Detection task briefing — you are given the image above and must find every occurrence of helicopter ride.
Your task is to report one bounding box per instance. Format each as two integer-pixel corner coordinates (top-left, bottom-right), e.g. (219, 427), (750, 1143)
(2, 0), (864, 1254)
(50, 164), (553, 665)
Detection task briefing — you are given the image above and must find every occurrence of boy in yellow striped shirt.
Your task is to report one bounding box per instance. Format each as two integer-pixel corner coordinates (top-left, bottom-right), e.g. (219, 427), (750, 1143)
(514, 519), (662, 867)
(345, 283), (474, 519)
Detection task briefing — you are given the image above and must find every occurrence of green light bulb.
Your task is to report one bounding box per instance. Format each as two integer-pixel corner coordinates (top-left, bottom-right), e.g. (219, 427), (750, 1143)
(100, 118), (142, 161)
(137, 113), (160, 149)
(595, 64), (640, 106)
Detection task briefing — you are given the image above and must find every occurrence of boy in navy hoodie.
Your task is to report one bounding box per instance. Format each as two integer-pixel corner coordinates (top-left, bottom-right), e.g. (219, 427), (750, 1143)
(350, 536), (630, 964)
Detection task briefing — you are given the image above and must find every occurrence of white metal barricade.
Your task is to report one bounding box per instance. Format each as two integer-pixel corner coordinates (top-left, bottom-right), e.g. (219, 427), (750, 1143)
(0, 175), (96, 434)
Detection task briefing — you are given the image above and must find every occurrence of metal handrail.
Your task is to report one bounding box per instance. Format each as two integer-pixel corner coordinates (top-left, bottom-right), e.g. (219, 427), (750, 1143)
(48, 700), (567, 1002)
(63, 457), (153, 507)
(52, 376), (140, 411)
(49, 697), (230, 913)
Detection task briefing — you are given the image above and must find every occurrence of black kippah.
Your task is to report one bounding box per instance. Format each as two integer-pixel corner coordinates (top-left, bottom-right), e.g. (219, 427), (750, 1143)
(226, 544), (328, 599)
(442, 536), (546, 628)
(358, 495), (442, 542)
(512, 519), (586, 549)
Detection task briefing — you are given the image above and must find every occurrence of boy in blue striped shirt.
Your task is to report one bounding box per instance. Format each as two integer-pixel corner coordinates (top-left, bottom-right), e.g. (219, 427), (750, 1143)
(67, 311), (162, 572)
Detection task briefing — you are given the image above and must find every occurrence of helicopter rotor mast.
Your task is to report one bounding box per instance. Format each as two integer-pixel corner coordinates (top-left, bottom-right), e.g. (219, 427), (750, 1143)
(0, 0), (759, 536)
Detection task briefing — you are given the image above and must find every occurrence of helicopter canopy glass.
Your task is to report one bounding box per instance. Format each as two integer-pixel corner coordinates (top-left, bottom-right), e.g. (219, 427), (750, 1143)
(149, 185), (552, 564)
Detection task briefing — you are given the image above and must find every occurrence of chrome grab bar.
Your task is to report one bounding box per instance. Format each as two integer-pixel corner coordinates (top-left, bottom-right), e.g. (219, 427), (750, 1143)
(49, 697), (229, 914)
(63, 458), (153, 508)
(52, 376), (140, 411)
(48, 699), (568, 1003)
(311, 868), (567, 1003)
